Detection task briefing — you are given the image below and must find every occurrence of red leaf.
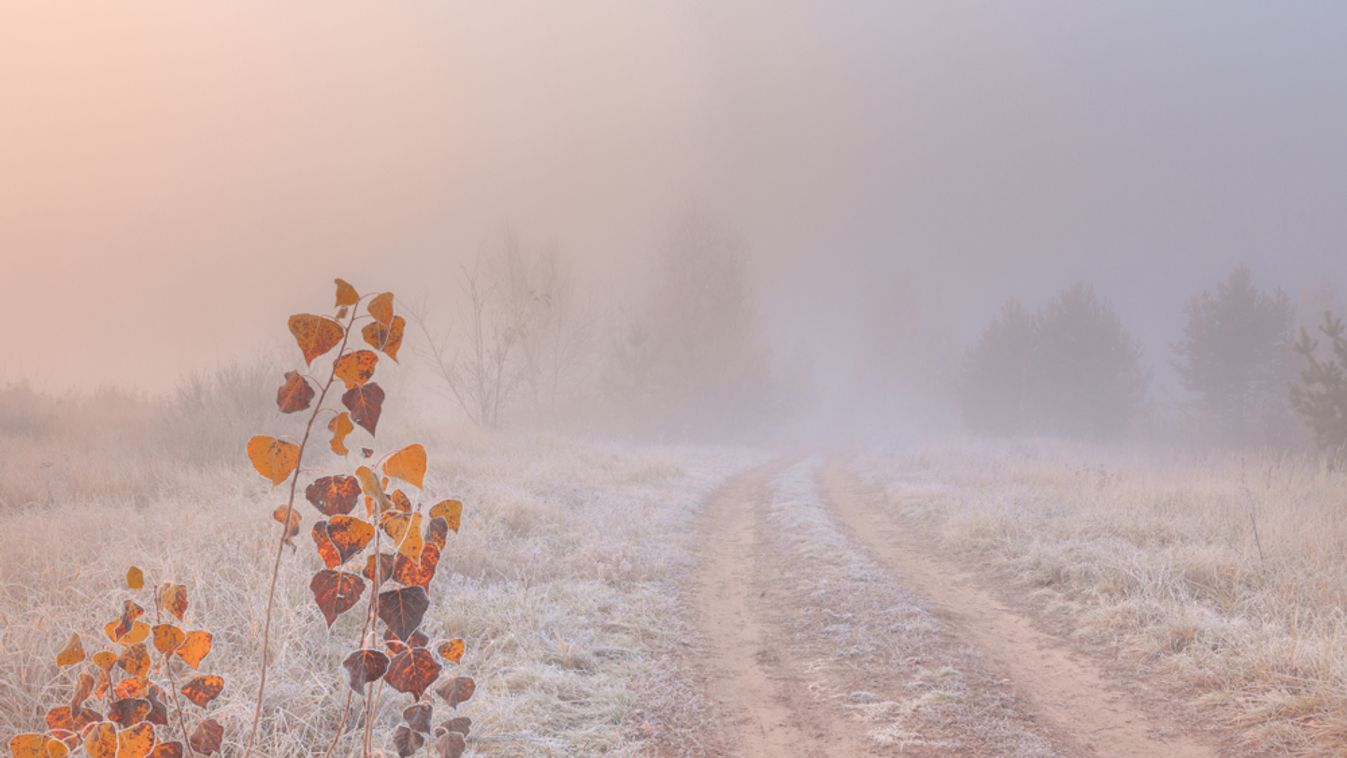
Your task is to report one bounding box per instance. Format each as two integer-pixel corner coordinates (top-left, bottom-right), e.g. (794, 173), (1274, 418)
(310, 570), (366, 626)
(385, 647), (442, 701)
(342, 648), (390, 695)
(276, 371), (314, 413)
(305, 475), (361, 516)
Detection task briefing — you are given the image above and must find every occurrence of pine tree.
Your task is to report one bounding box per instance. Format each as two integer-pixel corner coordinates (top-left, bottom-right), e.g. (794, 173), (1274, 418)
(1289, 311), (1347, 453)
(1171, 266), (1295, 444)
(957, 298), (1034, 435)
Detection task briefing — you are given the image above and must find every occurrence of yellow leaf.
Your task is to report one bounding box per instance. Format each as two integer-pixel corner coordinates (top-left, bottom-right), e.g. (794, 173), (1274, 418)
(334, 278), (359, 307)
(328, 412), (354, 456)
(126, 566), (144, 590)
(116, 722), (155, 758)
(368, 292), (394, 326)
(429, 500), (463, 533)
(56, 633), (85, 667)
(383, 444), (426, 489)
(152, 624), (185, 656)
(355, 465), (394, 514)
(334, 350), (378, 390)
(246, 436), (300, 487)
(382, 512), (425, 564)
(288, 314), (344, 365)
(175, 631), (212, 669)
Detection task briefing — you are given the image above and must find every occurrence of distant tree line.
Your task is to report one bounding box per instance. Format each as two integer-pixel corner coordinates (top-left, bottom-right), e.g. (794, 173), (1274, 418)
(957, 265), (1347, 453)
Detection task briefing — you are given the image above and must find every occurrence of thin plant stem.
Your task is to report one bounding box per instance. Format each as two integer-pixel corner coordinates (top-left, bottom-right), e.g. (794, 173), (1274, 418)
(155, 593), (198, 758)
(244, 306), (359, 755)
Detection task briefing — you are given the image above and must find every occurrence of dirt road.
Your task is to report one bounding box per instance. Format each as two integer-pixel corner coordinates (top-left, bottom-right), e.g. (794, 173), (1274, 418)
(686, 458), (1215, 757)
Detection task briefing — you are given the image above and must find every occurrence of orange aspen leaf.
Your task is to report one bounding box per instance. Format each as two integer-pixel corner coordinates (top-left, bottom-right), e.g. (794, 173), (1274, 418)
(246, 436), (300, 487)
(151, 624), (185, 656)
(272, 505), (301, 546)
(428, 500), (462, 533)
(437, 639), (465, 664)
(175, 631), (212, 669)
(115, 722), (156, 758)
(117, 644), (151, 678)
(328, 412), (354, 455)
(125, 566), (144, 590)
(368, 292), (395, 326)
(334, 278), (359, 307)
(56, 633), (85, 667)
(383, 443), (426, 489)
(158, 584), (188, 620)
(334, 350), (378, 390)
(361, 316), (405, 361)
(81, 723), (118, 758)
(287, 313), (344, 365)
(148, 742), (183, 758)
(310, 570), (366, 627)
(180, 676), (223, 708)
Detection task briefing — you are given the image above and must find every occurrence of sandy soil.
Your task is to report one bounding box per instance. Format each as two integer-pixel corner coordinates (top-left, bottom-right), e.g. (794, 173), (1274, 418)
(684, 458), (1218, 757)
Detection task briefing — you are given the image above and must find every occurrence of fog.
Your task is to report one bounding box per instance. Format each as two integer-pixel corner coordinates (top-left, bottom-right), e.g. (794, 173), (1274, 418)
(5, 1), (1347, 443)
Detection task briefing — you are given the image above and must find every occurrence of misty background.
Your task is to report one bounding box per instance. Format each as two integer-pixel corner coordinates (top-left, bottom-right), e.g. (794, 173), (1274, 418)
(4, 1), (1347, 445)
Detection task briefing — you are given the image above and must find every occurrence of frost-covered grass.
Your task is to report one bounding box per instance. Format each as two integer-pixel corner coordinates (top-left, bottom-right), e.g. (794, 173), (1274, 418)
(0, 422), (756, 756)
(866, 440), (1347, 756)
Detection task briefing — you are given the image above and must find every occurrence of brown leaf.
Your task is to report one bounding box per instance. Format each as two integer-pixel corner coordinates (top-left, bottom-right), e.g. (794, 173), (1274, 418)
(144, 686), (169, 726)
(158, 584), (188, 621)
(56, 633), (85, 667)
(310, 570), (366, 626)
(425, 518), (449, 550)
(390, 489), (413, 512)
(276, 371), (315, 414)
(362, 316), (405, 361)
(434, 730), (466, 758)
(393, 543), (440, 589)
(272, 505), (301, 546)
(403, 703), (433, 734)
(378, 586), (429, 642)
(288, 314), (344, 365)
(363, 552), (396, 586)
(342, 648), (390, 695)
(180, 675), (224, 708)
(335, 278), (360, 307)
(436, 676), (475, 709)
(108, 600), (146, 643)
(175, 631), (212, 669)
(148, 741), (183, 758)
(329, 412), (355, 456)
(306, 475), (361, 516)
(118, 644), (151, 678)
(391, 725), (424, 757)
(335, 350), (379, 390)
(126, 566), (144, 590)
(441, 716), (471, 736)
(383, 444), (426, 489)
(368, 292), (395, 326)
(385, 647), (442, 701)
(437, 639), (465, 665)
(46, 706), (100, 735)
(428, 500), (463, 534)
(342, 383), (385, 436)
(188, 719), (223, 755)
(246, 436), (300, 487)
(386, 628), (429, 650)
(107, 698), (151, 728)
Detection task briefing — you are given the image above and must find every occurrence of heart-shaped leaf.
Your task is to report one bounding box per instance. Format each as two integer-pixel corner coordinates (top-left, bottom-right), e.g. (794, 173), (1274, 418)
(368, 292), (395, 326)
(436, 676), (475, 709)
(313, 516), (374, 567)
(378, 586), (429, 642)
(306, 475), (361, 516)
(342, 648), (390, 695)
(428, 500), (462, 533)
(247, 436), (300, 487)
(82, 722), (118, 758)
(288, 314), (344, 365)
(335, 350), (379, 390)
(149, 741), (183, 758)
(385, 647), (441, 701)
(180, 675), (224, 708)
(381, 512), (425, 564)
(383, 444), (426, 489)
(118, 644), (151, 678)
(272, 505), (301, 546)
(126, 566), (144, 590)
(107, 698), (151, 728)
(188, 719), (223, 755)
(363, 552), (396, 587)
(393, 543), (440, 589)
(175, 631), (212, 669)
(311, 570), (366, 626)
(159, 584), (188, 621)
(276, 371), (314, 414)
(392, 725), (425, 757)
(114, 677), (150, 700)
(342, 383), (385, 435)
(362, 316), (406, 361)
(434, 729), (466, 758)
(403, 703), (433, 734)
(437, 639), (465, 665)
(335, 278), (360, 307)
(151, 625), (185, 656)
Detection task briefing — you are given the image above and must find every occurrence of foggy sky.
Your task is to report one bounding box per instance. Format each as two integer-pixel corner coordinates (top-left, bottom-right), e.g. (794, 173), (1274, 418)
(4, 1), (1347, 399)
